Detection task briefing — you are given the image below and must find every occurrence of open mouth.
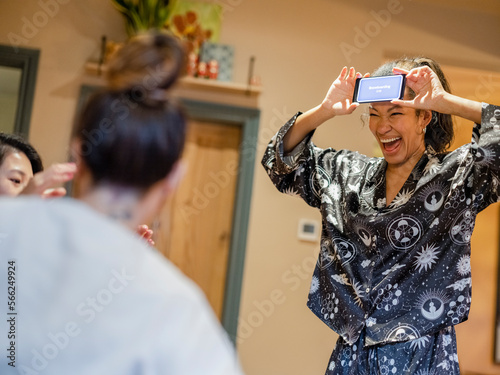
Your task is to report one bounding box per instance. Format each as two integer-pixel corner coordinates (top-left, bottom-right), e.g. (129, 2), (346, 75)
(380, 137), (401, 153)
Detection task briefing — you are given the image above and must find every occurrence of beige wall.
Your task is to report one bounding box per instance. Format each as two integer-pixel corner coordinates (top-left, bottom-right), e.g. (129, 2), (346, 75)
(0, 0), (125, 165)
(1, 0), (500, 374)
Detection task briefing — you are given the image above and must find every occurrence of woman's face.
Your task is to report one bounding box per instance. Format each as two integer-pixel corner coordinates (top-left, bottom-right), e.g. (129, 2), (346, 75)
(0, 151), (34, 196)
(368, 100), (429, 169)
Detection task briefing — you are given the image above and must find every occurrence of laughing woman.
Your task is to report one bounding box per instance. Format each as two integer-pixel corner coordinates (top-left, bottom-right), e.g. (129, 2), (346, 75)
(262, 56), (498, 374)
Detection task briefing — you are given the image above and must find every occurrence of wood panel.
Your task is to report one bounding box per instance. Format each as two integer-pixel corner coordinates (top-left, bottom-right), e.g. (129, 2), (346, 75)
(155, 120), (242, 319)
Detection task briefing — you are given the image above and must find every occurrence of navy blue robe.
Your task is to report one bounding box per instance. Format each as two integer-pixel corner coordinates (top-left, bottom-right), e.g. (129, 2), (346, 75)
(262, 103), (500, 374)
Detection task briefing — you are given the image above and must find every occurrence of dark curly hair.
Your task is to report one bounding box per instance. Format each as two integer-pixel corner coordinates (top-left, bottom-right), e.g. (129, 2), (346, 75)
(372, 56), (454, 153)
(0, 132), (43, 174)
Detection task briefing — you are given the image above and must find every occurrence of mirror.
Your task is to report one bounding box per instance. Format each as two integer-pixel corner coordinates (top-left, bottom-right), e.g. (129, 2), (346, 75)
(0, 66), (22, 133)
(0, 44), (40, 138)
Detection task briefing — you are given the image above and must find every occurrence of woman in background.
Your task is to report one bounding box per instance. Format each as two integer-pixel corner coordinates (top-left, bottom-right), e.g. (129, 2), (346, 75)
(0, 32), (243, 375)
(0, 132), (75, 197)
(262, 56), (498, 374)
(0, 134), (154, 243)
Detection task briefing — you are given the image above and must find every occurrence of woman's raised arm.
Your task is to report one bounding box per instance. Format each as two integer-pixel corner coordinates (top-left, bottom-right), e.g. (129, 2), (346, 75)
(283, 66), (362, 153)
(392, 66), (482, 124)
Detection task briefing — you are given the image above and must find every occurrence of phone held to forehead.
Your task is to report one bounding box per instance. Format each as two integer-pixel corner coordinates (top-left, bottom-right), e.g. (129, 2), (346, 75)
(352, 74), (406, 103)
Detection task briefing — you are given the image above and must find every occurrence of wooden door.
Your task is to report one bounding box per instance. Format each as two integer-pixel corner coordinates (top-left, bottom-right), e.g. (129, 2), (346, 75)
(155, 119), (242, 319)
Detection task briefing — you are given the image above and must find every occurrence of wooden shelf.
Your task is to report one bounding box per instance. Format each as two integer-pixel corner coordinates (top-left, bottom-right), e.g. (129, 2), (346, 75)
(84, 62), (262, 97)
(179, 75), (262, 96)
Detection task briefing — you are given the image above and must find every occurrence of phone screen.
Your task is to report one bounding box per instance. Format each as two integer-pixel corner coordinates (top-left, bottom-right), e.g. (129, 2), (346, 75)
(353, 75), (406, 103)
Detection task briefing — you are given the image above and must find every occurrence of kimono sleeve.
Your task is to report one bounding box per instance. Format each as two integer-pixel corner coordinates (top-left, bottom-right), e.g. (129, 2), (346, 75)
(261, 112), (340, 209)
(471, 103), (500, 210)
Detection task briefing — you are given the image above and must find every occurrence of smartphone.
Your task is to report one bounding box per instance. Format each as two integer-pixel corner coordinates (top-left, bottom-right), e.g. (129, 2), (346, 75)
(352, 74), (406, 103)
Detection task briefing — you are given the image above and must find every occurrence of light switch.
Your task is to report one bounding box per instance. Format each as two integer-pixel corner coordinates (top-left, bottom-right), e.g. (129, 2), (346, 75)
(297, 218), (320, 242)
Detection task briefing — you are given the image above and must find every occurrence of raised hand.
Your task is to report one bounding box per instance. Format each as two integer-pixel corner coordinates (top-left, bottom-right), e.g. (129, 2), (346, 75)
(20, 162), (77, 198)
(391, 66), (448, 113)
(283, 67), (366, 153)
(321, 67), (364, 117)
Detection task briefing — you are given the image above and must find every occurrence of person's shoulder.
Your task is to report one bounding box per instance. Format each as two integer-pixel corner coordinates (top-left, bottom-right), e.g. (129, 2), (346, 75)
(136, 251), (244, 374)
(0, 196), (129, 241)
(135, 245), (208, 304)
(0, 197), (145, 268)
(0, 196), (101, 222)
(0, 195), (43, 209)
(0, 196), (68, 230)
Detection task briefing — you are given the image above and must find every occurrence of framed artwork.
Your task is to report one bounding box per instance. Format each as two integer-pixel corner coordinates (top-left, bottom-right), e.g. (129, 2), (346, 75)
(166, 1), (222, 54)
(200, 42), (234, 82)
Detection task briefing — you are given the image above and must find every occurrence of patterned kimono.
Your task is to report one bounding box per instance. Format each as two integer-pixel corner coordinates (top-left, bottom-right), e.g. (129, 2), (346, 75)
(262, 103), (500, 374)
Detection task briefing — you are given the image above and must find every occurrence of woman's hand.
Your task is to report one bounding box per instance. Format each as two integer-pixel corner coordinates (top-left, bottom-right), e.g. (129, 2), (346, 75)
(283, 66), (365, 153)
(20, 162), (77, 198)
(391, 66), (448, 113)
(321, 67), (363, 117)
(392, 66), (482, 123)
(137, 224), (155, 246)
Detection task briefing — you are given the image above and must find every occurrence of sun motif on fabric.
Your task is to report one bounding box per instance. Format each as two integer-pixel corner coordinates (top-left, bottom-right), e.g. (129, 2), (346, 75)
(283, 186), (300, 198)
(328, 182), (341, 201)
(390, 188), (414, 208)
(339, 323), (359, 345)
(475, 145), (496, 167)
(414, 243), (440, 272)
(423, 156), (441, 176)
(456, 255), (471, 276)
(351, 281), (365, 307)
(309, 276), (319, 294)
(409, 336), (430, 350)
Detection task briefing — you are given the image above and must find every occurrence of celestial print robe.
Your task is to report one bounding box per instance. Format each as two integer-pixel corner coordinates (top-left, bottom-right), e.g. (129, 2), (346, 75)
(262, 104), (500, 368)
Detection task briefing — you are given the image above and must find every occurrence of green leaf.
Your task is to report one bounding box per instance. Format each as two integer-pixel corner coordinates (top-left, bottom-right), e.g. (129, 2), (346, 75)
(111, 0), (178, 34)
(149, 0), (157, 28)
(110, 0), (130, 13)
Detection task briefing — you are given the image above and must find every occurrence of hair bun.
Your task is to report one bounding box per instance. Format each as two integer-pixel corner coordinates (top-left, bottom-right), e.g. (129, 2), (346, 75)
(106, 31), (185, 98)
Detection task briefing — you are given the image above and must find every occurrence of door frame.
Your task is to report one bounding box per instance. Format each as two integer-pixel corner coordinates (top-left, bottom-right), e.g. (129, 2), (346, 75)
(180, 98), (260, 344)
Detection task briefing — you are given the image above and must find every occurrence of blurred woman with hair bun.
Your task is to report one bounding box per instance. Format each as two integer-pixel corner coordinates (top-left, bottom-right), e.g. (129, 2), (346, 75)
(0, 31), (244, 375)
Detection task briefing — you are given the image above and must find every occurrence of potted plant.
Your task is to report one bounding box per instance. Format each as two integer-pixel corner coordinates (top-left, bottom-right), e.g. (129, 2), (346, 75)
(111, 0), (177, 36)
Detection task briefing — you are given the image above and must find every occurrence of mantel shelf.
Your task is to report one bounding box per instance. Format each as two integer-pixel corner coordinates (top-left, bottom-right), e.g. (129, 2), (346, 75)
(84, 61), (262, 97)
